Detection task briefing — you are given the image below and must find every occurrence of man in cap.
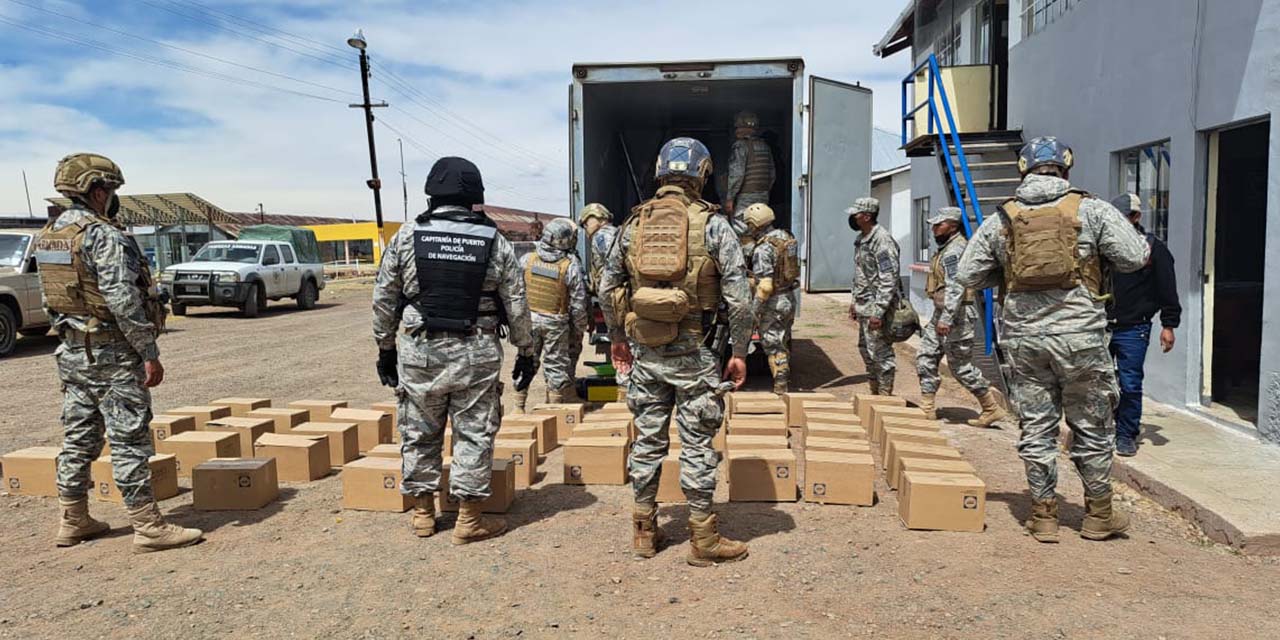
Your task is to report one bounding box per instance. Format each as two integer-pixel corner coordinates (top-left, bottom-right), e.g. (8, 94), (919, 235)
(744, 203), (799, 394)
(956, 136), (1150, 543)
(599, 136), (754, 566)
(847, 196), (900, 395)
(373, 156), (535, 544)
(1107, 193), (1180, 457)
(724, 111), (775, 234)
(915, 206), (1006, 426)
(515, 217), (589, 411)
(580, 202), (628, 400)
(38, 153), (202, 553)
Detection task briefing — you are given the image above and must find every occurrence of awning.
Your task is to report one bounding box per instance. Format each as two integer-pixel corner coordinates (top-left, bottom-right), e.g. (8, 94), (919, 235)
(873, 1), (916, 58)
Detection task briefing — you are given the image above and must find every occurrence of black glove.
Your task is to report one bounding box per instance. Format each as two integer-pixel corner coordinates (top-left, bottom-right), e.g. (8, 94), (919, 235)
(376, 348), (399, 388)
(512, 355), (537, 392)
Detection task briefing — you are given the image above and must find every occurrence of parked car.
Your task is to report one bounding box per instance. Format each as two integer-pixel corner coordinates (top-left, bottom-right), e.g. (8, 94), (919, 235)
(159, 239), (325, 318)
(0, 228), (51, 357)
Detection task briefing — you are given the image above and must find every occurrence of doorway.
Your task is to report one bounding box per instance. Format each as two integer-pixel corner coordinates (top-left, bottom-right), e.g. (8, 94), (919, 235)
(1204, 120), (1269, 426)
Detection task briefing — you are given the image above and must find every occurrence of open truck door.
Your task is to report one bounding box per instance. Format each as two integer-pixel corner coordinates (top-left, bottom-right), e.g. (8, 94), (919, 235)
(804, 77), (873, 292)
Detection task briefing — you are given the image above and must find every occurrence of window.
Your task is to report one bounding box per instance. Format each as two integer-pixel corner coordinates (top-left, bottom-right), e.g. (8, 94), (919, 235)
(262, 245), (281, 266)
(914, 196), (932, 262)
(280, 245), (296, 263)
(1117, 141), (1172, 242)
(974, 0), (993, 64)
(1021, 0), (1084, 38)
(935, 20), (962, 66)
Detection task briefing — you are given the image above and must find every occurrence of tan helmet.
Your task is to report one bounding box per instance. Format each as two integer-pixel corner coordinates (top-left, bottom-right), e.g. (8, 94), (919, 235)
(579, 202), (612, 224)
(734, 111), (760, 129)
(55, 153), (125, 197)
(744, 202), (775, 233)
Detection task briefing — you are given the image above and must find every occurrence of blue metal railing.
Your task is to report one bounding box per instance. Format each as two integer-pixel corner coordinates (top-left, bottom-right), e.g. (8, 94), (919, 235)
(901, 54), (997, 354)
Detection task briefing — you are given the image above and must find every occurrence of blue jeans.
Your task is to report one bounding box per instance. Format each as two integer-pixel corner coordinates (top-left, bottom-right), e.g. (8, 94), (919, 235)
(1108, 323), (1151, 442)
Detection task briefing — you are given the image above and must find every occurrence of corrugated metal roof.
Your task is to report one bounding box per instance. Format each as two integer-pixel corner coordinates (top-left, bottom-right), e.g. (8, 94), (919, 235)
(872, 127), (909, 174)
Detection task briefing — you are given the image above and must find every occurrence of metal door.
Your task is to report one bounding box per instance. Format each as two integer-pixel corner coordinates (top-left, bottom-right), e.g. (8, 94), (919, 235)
(805, 76), (873, 291)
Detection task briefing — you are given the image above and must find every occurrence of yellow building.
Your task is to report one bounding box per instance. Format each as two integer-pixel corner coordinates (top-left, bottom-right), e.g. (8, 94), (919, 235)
(304, 221), (401, 266)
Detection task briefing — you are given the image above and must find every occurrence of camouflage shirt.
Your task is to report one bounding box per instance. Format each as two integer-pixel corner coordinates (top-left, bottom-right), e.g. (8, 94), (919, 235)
(371, 206), (534, 355)
(851, 224), (900, 318)
(934, 232), (970, 328)
(750, 227), (792, 284)
(520, 244), (590, 333)
(955, 174), (1151, 338)
(586, 223), (618, 295)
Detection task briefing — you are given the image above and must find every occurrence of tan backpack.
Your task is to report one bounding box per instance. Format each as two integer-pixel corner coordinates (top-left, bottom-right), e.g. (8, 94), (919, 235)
(1002, 191), (1097, 293)
(631, 192), (689, 282)
(766, 234), (800, 285)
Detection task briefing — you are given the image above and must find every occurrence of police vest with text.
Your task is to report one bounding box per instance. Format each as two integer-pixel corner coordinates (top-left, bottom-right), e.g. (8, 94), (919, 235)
(411, 211), (499, 332)
(1000, 190), (1104, 297)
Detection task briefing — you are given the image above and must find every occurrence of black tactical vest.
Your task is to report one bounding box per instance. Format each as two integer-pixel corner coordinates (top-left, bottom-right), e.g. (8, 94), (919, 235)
(412, 210), (498, 332)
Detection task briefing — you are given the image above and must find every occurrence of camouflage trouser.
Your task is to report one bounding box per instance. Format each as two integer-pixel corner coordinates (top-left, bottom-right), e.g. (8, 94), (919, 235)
(758, 290), (797, 386)
(54, 340), (156, 507)
(1005, 331), (1119, 500)
(396, 331), (502, 501)
(916, 305), (988, 396)
(857, 317), (896, 392)
(569, 325), (584, 385)
(627, 345), (724, 514)
(531, 313), (575, 392)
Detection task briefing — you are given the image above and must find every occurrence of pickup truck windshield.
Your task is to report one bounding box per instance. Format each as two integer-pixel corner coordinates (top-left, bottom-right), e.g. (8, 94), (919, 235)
(0, 233), (31, 268)
(193, 243), (261, 264)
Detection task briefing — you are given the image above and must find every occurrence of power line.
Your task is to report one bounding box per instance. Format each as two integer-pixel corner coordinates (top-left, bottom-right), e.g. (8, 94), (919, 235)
(174, 0), (352, 60)
(136, 0), (351, 70)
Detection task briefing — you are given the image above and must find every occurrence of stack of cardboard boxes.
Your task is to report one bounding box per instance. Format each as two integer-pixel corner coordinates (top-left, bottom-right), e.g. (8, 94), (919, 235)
(723, 392), (797, 503)
(562, 403), (629, 486)
(784, 392), (875, 506)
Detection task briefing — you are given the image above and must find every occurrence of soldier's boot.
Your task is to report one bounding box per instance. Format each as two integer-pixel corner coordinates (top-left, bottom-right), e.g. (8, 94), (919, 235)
(879, 378), (895, 397)
(616, 386), (627, 402)
(411, 494), (436, 538)
(631, 503), (662, 559)
(558, 384), (585, 405)
(686, 512), (749, 567)
(868, 379), (880, 395)
(919, 393), (937, 420)
(127, 501), (203, 554)
(54, 497), (110, 547)
(451, 501), (506, 545)
(1080, 490), (1131, 541)
(511, 390), (528, 415)
(1025, 498), (1060, 543)
(968, 388), (1008, 428)
(769, 355), (790, 395)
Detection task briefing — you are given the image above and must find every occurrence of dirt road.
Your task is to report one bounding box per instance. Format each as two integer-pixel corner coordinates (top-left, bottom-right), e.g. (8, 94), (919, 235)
(1, 283), (1276, 639)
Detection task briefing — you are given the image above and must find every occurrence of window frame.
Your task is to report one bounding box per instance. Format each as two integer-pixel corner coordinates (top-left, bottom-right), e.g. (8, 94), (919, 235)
(914, 196), (933, 263)
(262, 245), (282, 266)
(279, 244), (296, 264)
(1116, 140), (1172, 243)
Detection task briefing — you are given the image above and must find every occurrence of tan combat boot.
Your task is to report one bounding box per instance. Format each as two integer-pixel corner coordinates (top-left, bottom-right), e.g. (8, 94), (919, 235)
(919, 393), (937, 420)
(616, 386), (628, 402)
(55, 497), (110, 547)
(127, 501), (203, 553)
(868, 380), (880, 396)
(632, 504), (662, 559)
(879, 379), (894, 397)
(687, 512), (749, 567)
(968, 388), (1008, 428)
(511, 390), (528, 415)
(451, 500), (506, 545)
(1025, 498), (1060, 543)
(559, 384), (585, 404)
(1080, 490), (1131, 541)
(411, 494), (436, 538)
(547, 387), (564, 404)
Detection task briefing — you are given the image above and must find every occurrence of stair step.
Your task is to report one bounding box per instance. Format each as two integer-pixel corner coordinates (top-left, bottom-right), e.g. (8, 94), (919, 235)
(968, 177), (1022, 187)
(958, 141), (1022, 151)
(954, 160), (1019, 169)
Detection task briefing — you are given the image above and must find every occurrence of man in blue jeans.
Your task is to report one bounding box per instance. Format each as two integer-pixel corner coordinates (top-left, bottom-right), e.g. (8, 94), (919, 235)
(1107, 194), (1181, 456)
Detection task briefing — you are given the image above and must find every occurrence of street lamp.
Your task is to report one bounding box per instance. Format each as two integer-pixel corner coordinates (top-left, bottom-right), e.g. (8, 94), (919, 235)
(347, 29), (387, 240)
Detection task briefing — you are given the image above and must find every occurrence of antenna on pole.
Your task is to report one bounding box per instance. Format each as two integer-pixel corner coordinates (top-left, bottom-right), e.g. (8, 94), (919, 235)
(22, 170), (34, 217)
(398, 138), (408, 221)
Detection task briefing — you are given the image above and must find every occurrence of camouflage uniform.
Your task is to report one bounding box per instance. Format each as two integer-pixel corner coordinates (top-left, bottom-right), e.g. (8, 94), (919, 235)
(520, 236), (590, 393)
(851, 216), (900, 393)
(726, 135), (775, 233)
(372, 205), (534, 501)
(955, 174), (1150, 500)
(48, 206), (161, 508)
(599, 186), (753, 514)
(587, 222), (626, 392)
(916, 232), (989, 395)
(751, 228), (798, 389)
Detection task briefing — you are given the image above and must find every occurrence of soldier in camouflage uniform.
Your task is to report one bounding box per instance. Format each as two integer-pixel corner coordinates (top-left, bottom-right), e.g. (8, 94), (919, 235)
(724, 111), (776, 245)
(516, 217), (589, 410)
(373, 157), (535, 545)
(915, 206), (1007, 427)
(38, 153), (202, 553)
(744, 203), (799, 394)
(847, 197), (900, 395)
(580, 203), (628, 400)
(956, 137), (1150, 543)
(599, 137), (753, 566)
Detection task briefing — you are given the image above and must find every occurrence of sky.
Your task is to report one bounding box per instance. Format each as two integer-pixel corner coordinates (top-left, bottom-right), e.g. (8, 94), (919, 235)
(0, 0), (910, 219)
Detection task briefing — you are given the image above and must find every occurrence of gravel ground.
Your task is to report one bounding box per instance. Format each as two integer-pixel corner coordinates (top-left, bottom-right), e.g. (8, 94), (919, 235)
(1, 282), (1276, 639)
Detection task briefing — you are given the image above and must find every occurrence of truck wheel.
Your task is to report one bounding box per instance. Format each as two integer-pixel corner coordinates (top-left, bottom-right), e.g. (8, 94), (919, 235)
(0, 306), (16, 357)
(296, 279), (317, 310)
(171, 302), (187, 317)
(242, 283), (263, 318)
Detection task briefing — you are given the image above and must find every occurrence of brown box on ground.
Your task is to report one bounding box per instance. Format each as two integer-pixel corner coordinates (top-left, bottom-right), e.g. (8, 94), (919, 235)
(531, 404), (583, 446)
(507, 414), (559, 454)
(91, 454), (179, 503)
(880, 427), (950, 460)
(497, 423), (538, 443)
(149, 414), (196, 448)
(727, 416), (789, 436)
(495, 439), (537, 489)
(287, 400), (348, 421)
(726, 391), (778, 414)
(595, 402), (631, 416)
(563, 437), (628, 485)
(728, 449), (796, 502)
(247, 408), (309, 434)
(2, 447), (60, 497)
(870, 406), (927, 442)
(290, 422), (360, 467)
(341, 457), (411, 512)
(657, 457), (684, 503)
(211, 397), (271, 417)
(895, 458), (978, 492)
(253, 433), (330, 482)
(167, 405), (231, 430)
(899, 471), (986, 532)
(783, 392), (837, 427)
(440, 458), (516, 513)
(880, 416), (944, 432)
(805, 412), (861, 428)
(804, 451), (874, 506)
(573, 422), (631, 441)
(366, 444), (400, 459)
(806, 437), (872, 454)
(370, 401), (398, 430)
(733, 399), (787, 416)
(192, 458), (278, 511)
(206, 417), (274, 455)
(801, 401), (856, 419)
(887, 442), (963, 490)
(856, 395), (906, 430)
(157, 431), (241, 477)
(807, 423), (867, 441)
(327, 408), (393, 453)
(727, 434), (789, 451)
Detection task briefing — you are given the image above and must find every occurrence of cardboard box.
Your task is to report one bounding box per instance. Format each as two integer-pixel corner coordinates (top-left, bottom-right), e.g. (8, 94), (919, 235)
(205, 416), (274, 455)
(531, 404), (584, 446)
(91, 454), (179, 503)
(880, 416), (944, 432)
(253, 433), (330, 482)
(899, 471), (986, 532)
(726, 434), (789, 451)
(496, 423), (538, 444)
(855, 395), (906, 429)
(167, 405), (231, 430)
(727, 449), (796, 502)
(192, 458), (278, 511)
(563, 437), (629, 485)
(441, 458), (515, 513)
(290, 422), (360, 467)
(148, 414), (197, 448)
(806, 423), (867, 441)
(886, 442), (963, 491)
(573, 422), (631, 441)
(732, 399), (787, 416)
(783, 392), (837, 427)
(804, 451), (874, 506)
(287, 399), (348, 421)
(505, 414), (558, 454)
(880, 427), (950, 460)
(2, 447), (61, 497)
(341, 457), (411, 512)
(895, 458), (978, 492)
(727, 415), (789, 435)
(725, 391), (778, 414)
(657, 457), (684, 503)
(805, 437), (873, 454)
(494, 439), (537, 489)
(366, 444), (401, 459)
(157, 431), (241, 477)
(247, 408), (309, 434)
(870, 406), (929, 442)
(211, 397), (272, 417)
(327, 408), (393, 453)
(595, 402), (631, 416)
(804, 412), (861, 428)
(370, 401), (398, 426)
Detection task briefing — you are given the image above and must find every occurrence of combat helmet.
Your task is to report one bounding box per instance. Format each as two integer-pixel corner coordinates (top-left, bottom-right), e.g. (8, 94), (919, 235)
(744, 203), (775, 235)
(55, 153), (124, 198)
(654, 137), (713, 195)
(734, 111), (760, 129)
(1018, 136), (1074, 175)
(540, 217), (578, 252)
(579, 202), (611, 224)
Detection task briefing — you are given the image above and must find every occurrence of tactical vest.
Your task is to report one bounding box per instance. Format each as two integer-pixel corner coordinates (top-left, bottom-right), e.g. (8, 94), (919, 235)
(412, 212), (498, 332)
(1000, 191), (1102, 296)
(525, 255), (570, 314)
(925, 235), (974, 307)
(764, 232), (800, 289)
(741, 138), (774, 194)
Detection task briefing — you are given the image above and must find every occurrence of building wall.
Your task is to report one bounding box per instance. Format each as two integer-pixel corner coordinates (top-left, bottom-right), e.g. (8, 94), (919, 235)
(305, 222), (401, 265)
(873, 169), (916, 279)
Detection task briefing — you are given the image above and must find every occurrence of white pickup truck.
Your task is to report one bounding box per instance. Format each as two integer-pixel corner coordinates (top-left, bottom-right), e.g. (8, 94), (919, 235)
(0, 228), (51, 357)
(159, 240), (324, 318)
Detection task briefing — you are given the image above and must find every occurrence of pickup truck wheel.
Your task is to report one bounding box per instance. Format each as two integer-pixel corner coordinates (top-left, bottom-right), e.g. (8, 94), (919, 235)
(171, 302), (187, 317)
(296, 279), (317, 310)
(242, 283), (264, 318)
(0, 306), (16, 357)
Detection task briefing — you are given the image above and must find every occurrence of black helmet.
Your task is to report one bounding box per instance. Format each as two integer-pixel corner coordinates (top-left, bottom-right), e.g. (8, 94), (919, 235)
(424, 156), (485, 205)
(655, 137), (713, 184)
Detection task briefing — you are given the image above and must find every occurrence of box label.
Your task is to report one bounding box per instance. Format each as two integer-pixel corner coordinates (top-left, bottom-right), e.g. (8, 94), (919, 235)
(812, 483), (827, 496)
(512, 453), (525, 465)
(775, 465), (790, 479)
(237, 475), (252, 488)
(156, 428), (169, 440)
(382, 475), (396, 489)
(8, 478), (19, 490)
(568, 465), (583, 479)
(963, 495), (978, 510)
(98, 482), (111, 496)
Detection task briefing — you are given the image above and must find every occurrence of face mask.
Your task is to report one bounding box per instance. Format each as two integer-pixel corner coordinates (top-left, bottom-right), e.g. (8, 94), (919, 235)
(934, 233), (951, 248)
(847, 214), (860, 231)
(105, 194), (121, 219)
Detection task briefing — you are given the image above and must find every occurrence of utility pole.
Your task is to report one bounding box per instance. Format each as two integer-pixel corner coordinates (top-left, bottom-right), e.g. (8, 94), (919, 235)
(22, 170), (33, 217)
(346, 29), (388, 243)
(257, 203), (265, 224)
(398, 138), (408, 221)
